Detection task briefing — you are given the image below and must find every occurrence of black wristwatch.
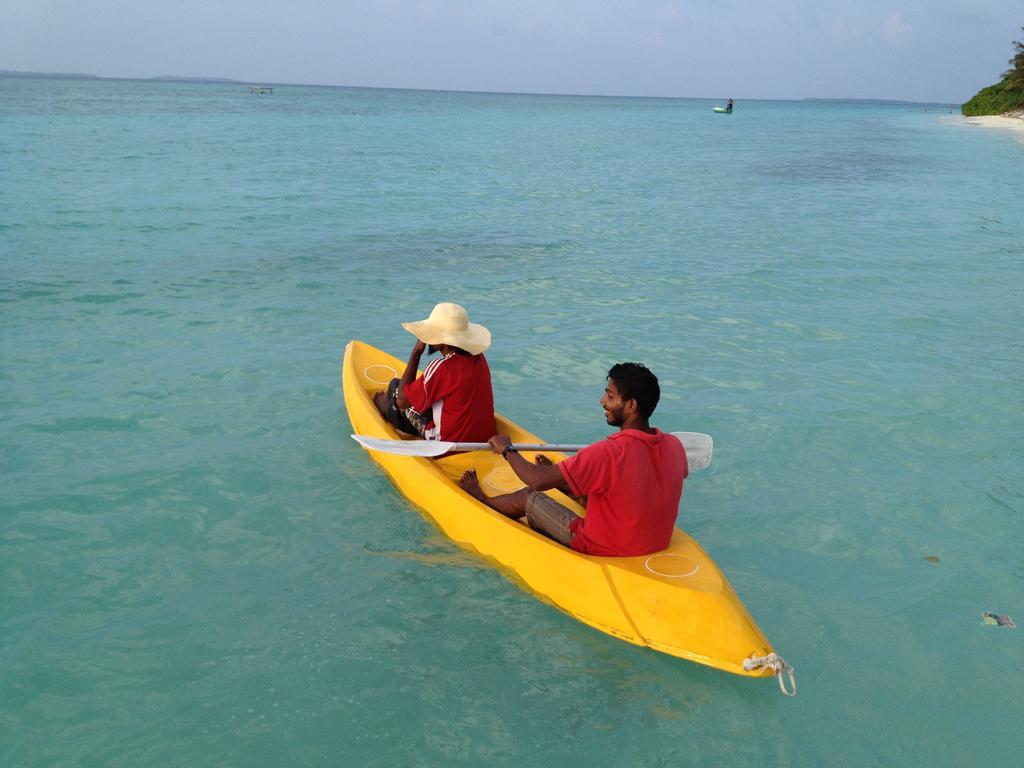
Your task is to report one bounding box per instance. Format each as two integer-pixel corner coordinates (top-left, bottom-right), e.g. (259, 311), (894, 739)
(502, 445), (518, 459)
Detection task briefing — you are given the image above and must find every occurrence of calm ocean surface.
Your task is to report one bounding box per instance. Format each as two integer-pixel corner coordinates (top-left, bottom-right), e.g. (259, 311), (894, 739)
(2, 78), (1022, 766)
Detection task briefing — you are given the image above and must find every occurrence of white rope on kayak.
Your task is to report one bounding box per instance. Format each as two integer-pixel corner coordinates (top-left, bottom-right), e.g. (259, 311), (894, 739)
(363, 364), (397, 385)
(743, 653), (797, 696)
(644, 554), (699, 578)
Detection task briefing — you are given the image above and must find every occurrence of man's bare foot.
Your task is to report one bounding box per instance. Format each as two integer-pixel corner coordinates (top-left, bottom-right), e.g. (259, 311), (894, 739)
(373, 390), (387, 416)
(460, 471), (531, 519)
(459, 469), (487, 501)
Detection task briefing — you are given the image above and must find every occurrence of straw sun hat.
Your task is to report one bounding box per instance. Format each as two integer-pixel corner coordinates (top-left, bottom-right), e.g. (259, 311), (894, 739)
(401, 302), (491, 356)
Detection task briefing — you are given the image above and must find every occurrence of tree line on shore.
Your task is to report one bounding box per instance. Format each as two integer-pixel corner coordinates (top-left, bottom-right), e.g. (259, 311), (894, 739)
(962, 27), (1024, 115)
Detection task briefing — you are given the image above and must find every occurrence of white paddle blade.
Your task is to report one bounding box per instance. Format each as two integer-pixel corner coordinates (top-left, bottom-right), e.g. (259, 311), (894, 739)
(673, 432), (713, 471)
(351, 434), (456, 457)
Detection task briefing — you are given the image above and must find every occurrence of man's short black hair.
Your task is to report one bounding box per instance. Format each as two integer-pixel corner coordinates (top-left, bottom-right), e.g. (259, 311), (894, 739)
(607, 362), (660, 419)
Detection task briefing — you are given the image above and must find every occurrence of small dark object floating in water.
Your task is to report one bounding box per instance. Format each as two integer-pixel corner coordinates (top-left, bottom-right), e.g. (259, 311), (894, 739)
(924, 555), (940, 563)
(982, 611), (1016, 628)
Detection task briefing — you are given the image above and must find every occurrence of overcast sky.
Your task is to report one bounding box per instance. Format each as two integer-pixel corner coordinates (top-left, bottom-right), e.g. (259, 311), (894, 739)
(2, 0), (1020, 102)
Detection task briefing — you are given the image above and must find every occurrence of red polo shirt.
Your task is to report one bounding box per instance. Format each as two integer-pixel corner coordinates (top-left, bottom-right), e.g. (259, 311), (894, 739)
(557, 429), (687, 557)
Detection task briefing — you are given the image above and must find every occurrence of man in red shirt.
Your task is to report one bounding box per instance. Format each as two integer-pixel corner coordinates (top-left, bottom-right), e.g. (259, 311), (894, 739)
(459, 362), (687, 557)
(373, 302), (495, 443)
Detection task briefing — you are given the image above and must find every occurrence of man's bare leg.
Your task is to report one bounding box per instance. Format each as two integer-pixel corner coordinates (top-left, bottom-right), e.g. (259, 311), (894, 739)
(458, 469), (531, 519)
(373, 390), (389, 418)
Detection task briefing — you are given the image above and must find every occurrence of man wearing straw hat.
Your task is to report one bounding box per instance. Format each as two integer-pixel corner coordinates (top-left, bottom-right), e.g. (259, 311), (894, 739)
(373, 302), (495, 443)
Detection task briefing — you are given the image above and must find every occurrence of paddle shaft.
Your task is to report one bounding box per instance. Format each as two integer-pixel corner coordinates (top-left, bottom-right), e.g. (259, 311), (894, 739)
(449, 442), (587, 453)
(351, 432), (713, 469)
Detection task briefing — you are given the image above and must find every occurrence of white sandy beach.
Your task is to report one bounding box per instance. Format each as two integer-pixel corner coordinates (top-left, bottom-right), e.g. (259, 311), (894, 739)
(960, 109), (1024, 133)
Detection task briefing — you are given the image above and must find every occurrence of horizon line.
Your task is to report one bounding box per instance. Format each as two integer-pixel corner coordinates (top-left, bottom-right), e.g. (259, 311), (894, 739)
(0, 69), (964, 106)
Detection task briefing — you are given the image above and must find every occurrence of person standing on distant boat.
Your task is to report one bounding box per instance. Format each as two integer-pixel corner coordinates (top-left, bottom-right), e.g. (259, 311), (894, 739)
(373, 302), (495, 443)
(459, 363), (687, 557)
(726, 98), (734, 113)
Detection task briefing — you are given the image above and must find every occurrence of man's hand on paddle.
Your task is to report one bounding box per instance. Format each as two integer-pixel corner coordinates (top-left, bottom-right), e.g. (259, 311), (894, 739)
(490, 434), (571, 494)
(488, 435), (512, 455)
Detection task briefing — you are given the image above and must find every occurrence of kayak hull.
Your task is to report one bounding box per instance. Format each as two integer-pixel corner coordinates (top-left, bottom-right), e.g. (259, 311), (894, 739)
(343, 340), (776, 677)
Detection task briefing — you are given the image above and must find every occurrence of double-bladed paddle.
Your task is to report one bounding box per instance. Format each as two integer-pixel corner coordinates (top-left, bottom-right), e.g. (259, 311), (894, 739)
(351, 431), (713, 470)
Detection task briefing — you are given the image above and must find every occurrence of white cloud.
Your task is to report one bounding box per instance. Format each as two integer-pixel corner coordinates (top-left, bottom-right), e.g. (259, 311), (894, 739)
(881, 12), (912, 40)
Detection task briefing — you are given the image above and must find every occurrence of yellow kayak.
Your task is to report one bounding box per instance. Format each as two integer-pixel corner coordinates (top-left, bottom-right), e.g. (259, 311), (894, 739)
(343, 340), (782, 680)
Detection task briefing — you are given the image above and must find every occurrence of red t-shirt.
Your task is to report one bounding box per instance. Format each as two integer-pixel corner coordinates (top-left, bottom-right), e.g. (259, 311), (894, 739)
(403, 352), (495, 443)
(557, 429), (687, 557)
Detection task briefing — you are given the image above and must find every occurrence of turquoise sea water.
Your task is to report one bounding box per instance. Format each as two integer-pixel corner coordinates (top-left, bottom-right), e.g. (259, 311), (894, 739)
(2, 78), (1022, 766)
